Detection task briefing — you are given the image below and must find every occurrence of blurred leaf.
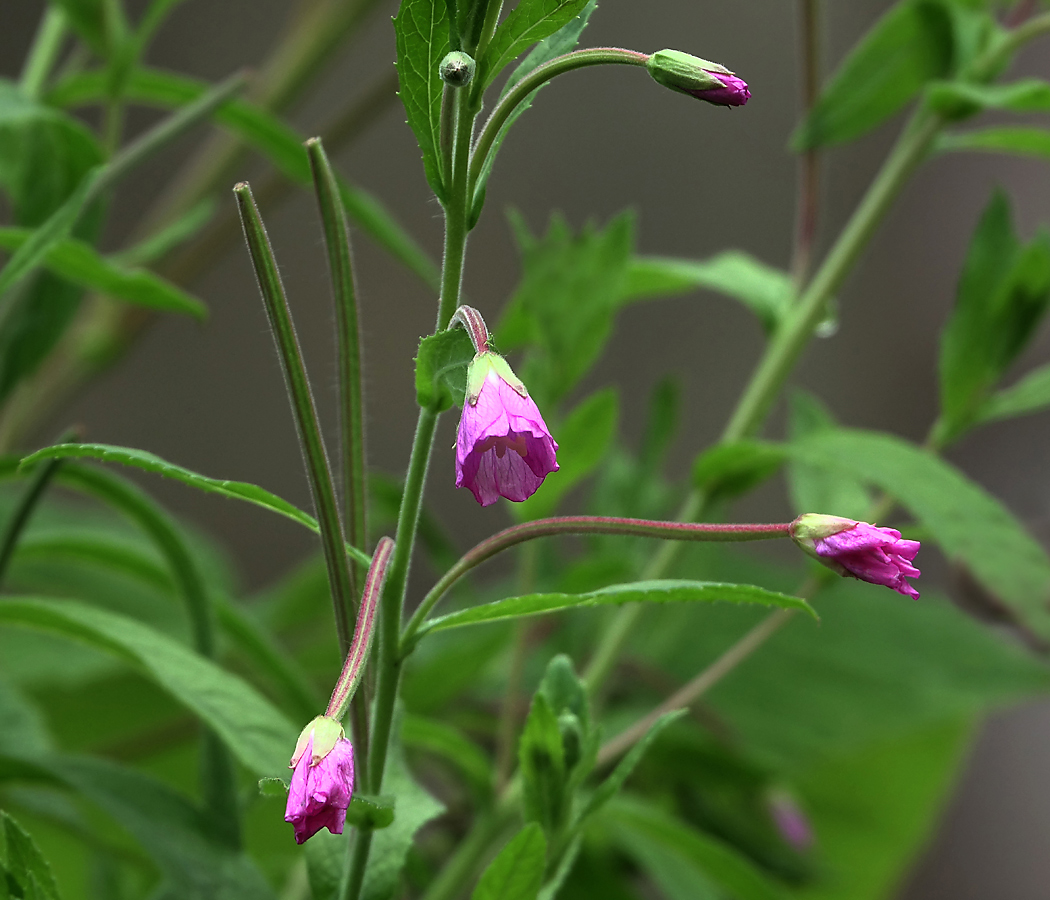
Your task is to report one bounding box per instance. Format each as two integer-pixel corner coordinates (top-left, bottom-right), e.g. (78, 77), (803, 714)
(304, 829), (343, 900)
(692, 441), (785, 506)
(638, 377), (680, 473)
(786, 428), (1050, 636)
(623, 253), (793, 334)
(0, 677), (51, 756)
(347, 795), (397, 830)
(515, 388), (618, 520)
(52, 0), (107, 54)
(926, 78), (1050, 117)
(0, 228), (206, 319)
(114, 197), (217, 267)
(415, 327), (476, 411)
(401, 625), (510, 713)
(421, 581), (814, 636)
(496, 211), (633, 406)
(978, 362), (1050, 424)
(1, 811), (62, 900)
(0, 597), (295, 774)
(470, 0), (597, 224)
(393, 0), (451, 200)
(793, 718), (974, 900)
(793, 1), (953, 150)
(605, 795), (790, 900)
(21, 443), (371, 567)
(479, 0), (592, 87)
(403, 714), (493, 800)
(520, 692), (566, 834)
(472, 823), (547, 900)
(938, 126), (1050, 160)
(937, 190), (1050, 443)
(786, 392), (872, 519)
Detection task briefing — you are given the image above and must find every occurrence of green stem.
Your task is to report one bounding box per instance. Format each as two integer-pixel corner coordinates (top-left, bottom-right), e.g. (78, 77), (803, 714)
(234, 183), (358, 661)
(19, 7), (67, 101)
(468, 47), (649, 199)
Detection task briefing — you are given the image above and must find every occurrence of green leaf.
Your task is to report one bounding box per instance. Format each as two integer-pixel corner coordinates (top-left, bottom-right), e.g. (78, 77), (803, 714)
(926, 78), (1050, 117)
(414, 327), (476, 411)
(937, 190), (1050, 444)
(978, 362), (1050, 423)
(496, 211), (633, 406)
(393, 0), (451, 200)
(692, 441), (785, 505)
(347, 795), (397, 830)
(0, 228), (206, 319)
(793, 718), (974, 900)
(0, 597), (295, 774)
(938, 126), (1050, 160)
(479, 0), (591, 88)
(421, 580), (814, 636)
(786, 392), (872, 519)
(623, 252), (793, 334)
(605, 796), (790, 900)
(519, 693), (567, 834)
(52, 0), (107, 54)
(514, 388), (618, 520)
(19, 443), (371, 567)
(472, 823), (547, 900)
(786, 428), (1050, 636)
(403, 714), (493, 800)
(793, 0), (953, 150)
(1, 812), (61, 900)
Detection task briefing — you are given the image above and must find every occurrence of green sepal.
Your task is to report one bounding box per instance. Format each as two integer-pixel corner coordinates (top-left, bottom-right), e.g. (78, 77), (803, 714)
(646, 49), (729, 96)
(290, 715), (345, 767)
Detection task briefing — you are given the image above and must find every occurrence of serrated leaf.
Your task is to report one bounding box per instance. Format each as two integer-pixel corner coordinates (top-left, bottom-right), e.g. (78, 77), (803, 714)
(0, 597), (295, 774)
(1, 812), (61, 900)
(786, 428), (1050, 636)
(472, 823), (547, 900)
(19, 443), (371, 567)
(420, 580), (814, 636)
(926, 78), (1050, 117)
(623, 252), (793, 334)
(793, 1), (953, 150)
(394, 0), (451, 201)
(415, 327), (475, 411)
(479, 0), (591, 88)
(514, 387), (618, 520)
(519, 693), (566, 833)
(0, 228), (206, 319)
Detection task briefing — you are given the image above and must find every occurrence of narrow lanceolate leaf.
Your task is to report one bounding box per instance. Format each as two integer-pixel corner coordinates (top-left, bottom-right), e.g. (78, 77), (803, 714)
(0, 228), (206, 319)
(786, 428), (1050, 637)
(622, 252), (793, 334)
(421, 581), (814, 636)
(471, 823), (547, 900)
(479, 0), (592, 88)
(926, 79), (1050, 118)
(0, 597), (296, 774)
(978, 363), (1050, 424)
(19, 443), (371, 567)
(393, 0), (451, 201)
(793, 1), (952, 150)
(938, 127), (1050, 161)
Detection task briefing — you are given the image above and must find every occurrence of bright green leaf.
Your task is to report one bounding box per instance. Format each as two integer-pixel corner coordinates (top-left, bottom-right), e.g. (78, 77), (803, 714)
(938, 126), (1050, 160)
(927, 78), (1050, 117)
(472, 823), (547, 900)
(479, 0), (591, 88)
(519, 692), (567, 834)
(415, 327), (476, 411)
(978, 363), (1050, 423)
(1, 812), (62, 900)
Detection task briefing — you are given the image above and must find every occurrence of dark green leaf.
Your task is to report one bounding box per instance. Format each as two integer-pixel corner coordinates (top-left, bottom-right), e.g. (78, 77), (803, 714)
(393, 0), (451, 200)
(1, 812), (61, 900)
(692, 441), (785, 505)
(926, 78), (1050, 117)
(479, 0), (591, 88)
(0, 597), (296, 774)
(786, 428), (1050, 636)
(978, 363), (1050, 423)
(472, 823), (547, 900)
(786, 392), (872, 519)
(421, 580), (814, 636)
(938, 126), (1050, 160)
(403, 714), (493, 800)
(0, 228), (206, 319)
(519, 693), (566, 833)
(19, 443), (371, 567)
(415, 327), (476, 411)
(52, 0), (107, 54)
(514, 388), (618, 520)
(347, 795), (397, 830)
(623, 252), (793, 334)
(793, 1), (953, 150)
(605, 796), (790, 900)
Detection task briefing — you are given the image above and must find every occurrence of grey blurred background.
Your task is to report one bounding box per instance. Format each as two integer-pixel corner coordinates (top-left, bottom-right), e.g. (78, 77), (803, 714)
(4, 0), (1050, 896)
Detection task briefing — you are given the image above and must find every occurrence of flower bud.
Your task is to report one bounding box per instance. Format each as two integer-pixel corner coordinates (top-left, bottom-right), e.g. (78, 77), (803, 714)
(646, 49), (750, 107)
(285, 715), (355, 844)
(440, 51), (476, 88)
(789, 514), (921, 600)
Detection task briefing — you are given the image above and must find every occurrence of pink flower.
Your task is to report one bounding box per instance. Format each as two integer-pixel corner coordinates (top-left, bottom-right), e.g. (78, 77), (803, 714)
(687, 73), (750, 107)
(456, 352), (558, 507)
(285, 718), (355, 844)
(790, 514), (921, 599)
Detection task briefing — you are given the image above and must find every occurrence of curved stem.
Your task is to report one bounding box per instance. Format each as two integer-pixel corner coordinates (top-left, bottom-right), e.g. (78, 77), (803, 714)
(402, 517), (790, 649)
(468, 47), (650, 198)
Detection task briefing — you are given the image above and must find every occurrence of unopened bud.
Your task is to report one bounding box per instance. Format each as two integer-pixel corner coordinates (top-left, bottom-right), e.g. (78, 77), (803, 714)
(646, 49), (750, 107)
(440, 51), (476, 88)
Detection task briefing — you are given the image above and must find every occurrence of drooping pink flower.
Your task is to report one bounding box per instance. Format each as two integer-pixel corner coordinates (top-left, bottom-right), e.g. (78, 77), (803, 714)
(455, 351), (558, 507)
(285, 717), (355, 844)
(790, 514), (921, 599)
(646, 49), (750, 107)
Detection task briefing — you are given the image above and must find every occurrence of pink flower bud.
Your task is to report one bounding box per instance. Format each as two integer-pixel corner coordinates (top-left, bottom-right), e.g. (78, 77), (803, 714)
(285, 718), (355, 844)
(790, 514), (921, 599)
(455, 352), (558, 507)
(767, 789), (814, 851)
(646, 49), (750, 108)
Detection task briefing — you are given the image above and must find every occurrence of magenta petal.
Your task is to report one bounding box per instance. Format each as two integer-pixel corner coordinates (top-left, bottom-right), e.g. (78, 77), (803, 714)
(813, 521), (921, 599)
(285, 736), (355, 844)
